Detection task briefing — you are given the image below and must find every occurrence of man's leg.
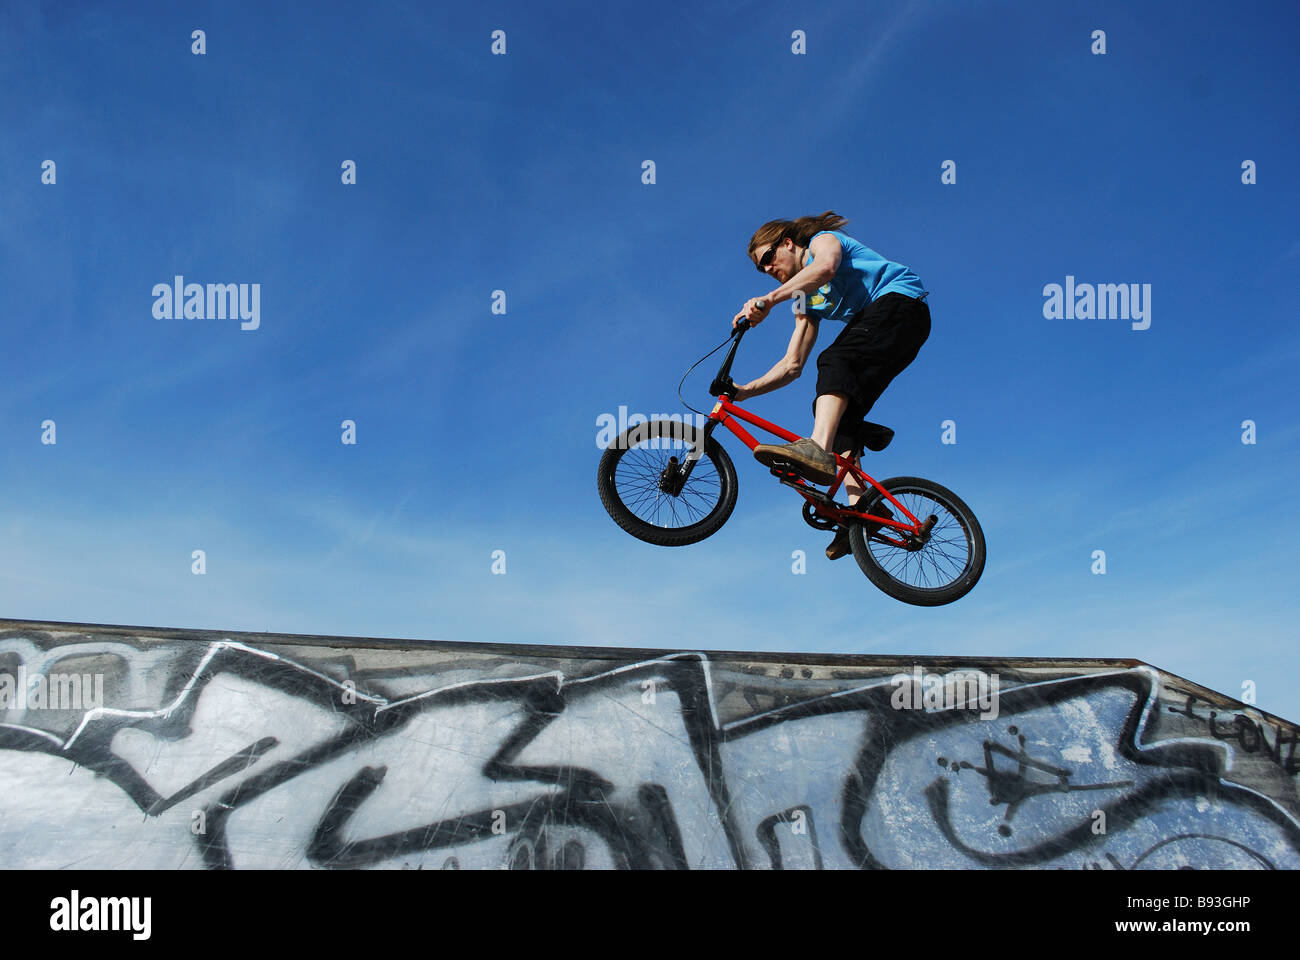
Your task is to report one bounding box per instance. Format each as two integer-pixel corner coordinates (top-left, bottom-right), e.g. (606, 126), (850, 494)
(825, 435), (863, 560)
(810, 392), (848, 453)
(751, 390), (863, 486)
(821, 397), (865, 560)
(839, 455), (864, 503)
(811, 391), (866, 500)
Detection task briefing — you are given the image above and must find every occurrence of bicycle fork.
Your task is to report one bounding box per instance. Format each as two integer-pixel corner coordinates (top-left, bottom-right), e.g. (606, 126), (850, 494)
(659, 407), (723, 496)
(661, 319), (748, 495)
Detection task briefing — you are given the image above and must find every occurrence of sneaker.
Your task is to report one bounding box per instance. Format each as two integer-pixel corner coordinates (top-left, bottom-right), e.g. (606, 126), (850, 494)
(753, 438), (838, 485)
(825, 526), (852, 560)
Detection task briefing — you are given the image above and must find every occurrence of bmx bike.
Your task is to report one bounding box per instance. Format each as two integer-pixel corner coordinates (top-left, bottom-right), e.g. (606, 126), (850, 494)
(597, 311), (985, 606)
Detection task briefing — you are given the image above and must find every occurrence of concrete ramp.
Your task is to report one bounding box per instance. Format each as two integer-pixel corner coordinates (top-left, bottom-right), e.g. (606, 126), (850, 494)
(1, 618), (1297, 869)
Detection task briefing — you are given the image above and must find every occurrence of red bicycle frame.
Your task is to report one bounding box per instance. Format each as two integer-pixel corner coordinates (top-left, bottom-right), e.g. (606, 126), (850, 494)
(703, 395), (922, 545)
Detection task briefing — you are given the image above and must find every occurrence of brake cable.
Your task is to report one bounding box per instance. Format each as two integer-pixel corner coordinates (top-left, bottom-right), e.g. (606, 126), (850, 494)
(676, 329), (739, 417)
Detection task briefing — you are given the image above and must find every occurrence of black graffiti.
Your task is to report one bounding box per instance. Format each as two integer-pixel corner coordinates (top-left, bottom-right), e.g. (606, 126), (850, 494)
(757, 806), (823, 870)
(2, 628), (1298, 870)
(835, 670), (1300, 869)
(1128, 834), (1278, 870)
(1, 641), (725, 870)
(937, 728), (1135, 836)
(1170, 693), (1300, 774)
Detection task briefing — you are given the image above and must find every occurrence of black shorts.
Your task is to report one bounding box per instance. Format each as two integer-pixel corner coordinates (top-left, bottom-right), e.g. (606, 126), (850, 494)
(813, 292), (931, 423)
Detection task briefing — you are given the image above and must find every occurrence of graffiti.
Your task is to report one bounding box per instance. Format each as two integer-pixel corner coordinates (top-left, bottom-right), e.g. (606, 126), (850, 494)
(1170, 692), (1300, 774)
(936, 727), (1136, 837)
(1, 623), (1298, 870)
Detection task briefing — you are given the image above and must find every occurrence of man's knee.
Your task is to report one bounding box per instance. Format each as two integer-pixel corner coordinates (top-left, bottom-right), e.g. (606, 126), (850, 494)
(814, 391), (850, 410)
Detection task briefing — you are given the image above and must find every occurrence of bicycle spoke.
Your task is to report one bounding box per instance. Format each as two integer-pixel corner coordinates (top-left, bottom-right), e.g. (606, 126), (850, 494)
(866, 488), (973, 593)
(613, 436), (723, 530)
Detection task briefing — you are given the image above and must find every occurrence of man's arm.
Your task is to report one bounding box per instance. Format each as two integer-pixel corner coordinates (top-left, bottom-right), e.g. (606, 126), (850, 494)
(764, 232), (841, 307)
(736, 314), (819, 400)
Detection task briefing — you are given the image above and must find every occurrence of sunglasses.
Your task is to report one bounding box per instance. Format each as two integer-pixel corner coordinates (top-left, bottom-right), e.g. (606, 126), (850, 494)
(756, 239), (783, 273)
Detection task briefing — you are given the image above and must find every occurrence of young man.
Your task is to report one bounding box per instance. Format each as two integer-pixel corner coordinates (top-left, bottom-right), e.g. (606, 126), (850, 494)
(731, 211), (930, 560)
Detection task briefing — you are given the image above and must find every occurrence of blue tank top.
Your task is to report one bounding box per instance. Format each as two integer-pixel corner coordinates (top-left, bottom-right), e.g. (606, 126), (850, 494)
(803, 230), (927, 322)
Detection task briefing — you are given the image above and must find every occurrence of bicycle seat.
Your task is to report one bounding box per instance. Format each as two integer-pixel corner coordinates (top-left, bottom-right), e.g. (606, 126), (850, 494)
(833, 419), (894, 456)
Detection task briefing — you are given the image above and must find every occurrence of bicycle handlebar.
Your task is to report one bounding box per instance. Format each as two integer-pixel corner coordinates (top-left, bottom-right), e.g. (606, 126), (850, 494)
(732, 298), (767, 336)
(711, 299), (769, 397)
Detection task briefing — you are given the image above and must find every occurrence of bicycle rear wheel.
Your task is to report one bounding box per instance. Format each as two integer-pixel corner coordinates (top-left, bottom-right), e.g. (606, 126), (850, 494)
(597, 419), (738, 546)
(848, 476), (985, 606)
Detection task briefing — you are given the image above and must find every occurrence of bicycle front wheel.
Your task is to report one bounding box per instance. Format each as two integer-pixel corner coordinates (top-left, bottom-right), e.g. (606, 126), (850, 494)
(597, 419), (737, 546)
(848, 476), (985, 606)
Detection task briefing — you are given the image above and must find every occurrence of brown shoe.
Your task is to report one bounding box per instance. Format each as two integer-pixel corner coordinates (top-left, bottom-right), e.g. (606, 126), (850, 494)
(753, 438), (838, 485)
(825, 526), (852, 560)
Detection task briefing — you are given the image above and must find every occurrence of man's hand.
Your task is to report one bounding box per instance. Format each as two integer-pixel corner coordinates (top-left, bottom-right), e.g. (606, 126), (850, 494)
(732, 297), (772, 329)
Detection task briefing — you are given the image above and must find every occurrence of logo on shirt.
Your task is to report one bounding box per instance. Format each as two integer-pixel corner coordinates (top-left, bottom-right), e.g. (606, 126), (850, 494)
(809, 283), (835, 310)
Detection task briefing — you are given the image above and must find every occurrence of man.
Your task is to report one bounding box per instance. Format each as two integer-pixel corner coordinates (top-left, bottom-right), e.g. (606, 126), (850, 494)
(730, 211), (930, 560)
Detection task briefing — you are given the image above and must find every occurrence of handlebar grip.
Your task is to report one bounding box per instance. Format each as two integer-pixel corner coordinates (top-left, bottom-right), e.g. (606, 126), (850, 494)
(735, 299), (767, 334)
(734, 299), (768, 335)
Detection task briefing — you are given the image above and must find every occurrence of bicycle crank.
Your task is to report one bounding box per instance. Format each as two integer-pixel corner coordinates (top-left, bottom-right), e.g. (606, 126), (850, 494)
(778, 476), (834, 506)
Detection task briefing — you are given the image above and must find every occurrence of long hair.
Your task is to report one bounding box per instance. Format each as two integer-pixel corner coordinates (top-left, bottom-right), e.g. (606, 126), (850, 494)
(747, 210), (849, 265)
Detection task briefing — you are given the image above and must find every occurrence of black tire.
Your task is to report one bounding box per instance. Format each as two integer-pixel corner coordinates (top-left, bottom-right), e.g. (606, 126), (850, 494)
(848, 476), (985, 606)
(597, 419), (738, 546)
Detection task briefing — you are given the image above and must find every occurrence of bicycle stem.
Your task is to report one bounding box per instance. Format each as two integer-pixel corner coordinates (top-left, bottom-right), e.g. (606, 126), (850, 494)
(687, 302), (766, 484)
(707, 324), (747, 397)
(707, 299), (764, 398)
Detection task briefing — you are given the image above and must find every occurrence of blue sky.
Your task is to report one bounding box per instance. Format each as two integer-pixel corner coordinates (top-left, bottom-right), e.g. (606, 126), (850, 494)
(3, 1), (1298, 720)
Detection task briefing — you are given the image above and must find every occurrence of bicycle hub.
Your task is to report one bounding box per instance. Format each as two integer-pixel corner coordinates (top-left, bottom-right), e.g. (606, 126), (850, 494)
(904, 514), (938, 551)
(659, 456), (686, 497)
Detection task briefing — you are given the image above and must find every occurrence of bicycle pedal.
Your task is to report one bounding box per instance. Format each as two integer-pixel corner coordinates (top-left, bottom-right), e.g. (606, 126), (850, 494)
(768, 462), (802, 480)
